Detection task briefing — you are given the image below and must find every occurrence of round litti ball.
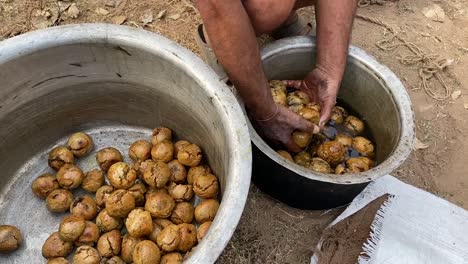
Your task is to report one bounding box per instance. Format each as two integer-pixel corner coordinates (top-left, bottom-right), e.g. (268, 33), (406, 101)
(96, 209), (123, 232)
(56, 164), (84, 189)
(193, 173), (219, 199)
(271, 85), (287, 106)
(107, 162), (137, 190)
(133, 240), (161, 264)
(128, 183), (147, 207)
(151, 140), (175, 163)
(346, 157), (374, 173)
(161, 252), (183, 264)
(298, 106), (320, 124)
(177, 223), (197, 252)
(67, 132), (93, 157)
(167, 160), (187, 183)
(81, 169), (104, 193)
(101, 256), (125, 264)
(174, 140), (190, 158)
(352, 136), (375, 157)
(129, 140), (152, 162)
(345, 115), (365, 135)
(95, 185), (114, 208)
(152, 127), (172, 145)
(46, 189), (74, 213)
(276, 150), (294, 162)
(145, 190), (175, 218)
(194, 199), (219, 224)
(292, 131), (313, 148)
(75, 221), (100, 247)
(187, 165), (211, 185)
(48, 146), (74, 170)
(148, 219), (172, 243)
(0, 225), (22, 252)
(105, 190), (136, 218)
(42, 232), (73, 259)
(73, 246), (101, 264)
(59, 215), (86, 242)
(97, 230), (121, 258)
(197, 221), (212, 242)
(307, 158), (332, 174)
(96, 147), (123, 172)
(330, 106), (348, 124)
(143, 161), (170, 188)
(335, 134), (353, 147)
(168, 183), (194, 202)
(316, 141), (346, 166)
(121, 234), (143, 263)
(31, 173), (60, 199)
(335, 164), (347, 175)
(294, 151), (312, 167)
(47, 257), (70, 264)
(125, 208), (153, 238)
(70, 195), (98, 220)
(177, 143), (202, 167)
(157, 225), (180, 252)
(170, 202), (194, 224)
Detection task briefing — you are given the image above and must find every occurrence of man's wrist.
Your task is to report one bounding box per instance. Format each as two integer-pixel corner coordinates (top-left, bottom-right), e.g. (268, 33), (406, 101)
(246, 97), (277, 121)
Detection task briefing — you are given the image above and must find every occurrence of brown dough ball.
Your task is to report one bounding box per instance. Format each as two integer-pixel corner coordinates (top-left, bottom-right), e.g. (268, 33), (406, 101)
(73, 246), (101, 264)
(307, 158), (332, 174)
(152, 127), (173, 145)
(48, 146), (74, 170)
(143, 161), (170, 188)
(70, 195), (98, 220)
(125, 208), (153, 238)
(95, 185), (114, 208)
(170, 202), (194, 224)
(352, 136), (375, 157)
(174, 140), (190, 158)
(289, 103), (304, 113)
(287, 93), (304, 106)
(96, 147), (123, 172)
(292, 131), (313, 148)
(148, 219), (173, 243)
(67, 132), (93, 157)
(101, 256), (125, 264)
(177, 223), (197, 252)
(168, 183), (194, 202)
(187, 165), (211, 185)
(157, 225), (180, 252)
(42, 232), (73, 259)
(96, 209), (123, 232)
(168, 160), (187, 183)
(133, 240), (161, 264)
(121, 234), (143, 263)
(31, 173), (60, 199)
(0, 225), (22, 252)
(82, 169), (105, 193)
(335, 134), (353, 147)
(289, 91), (310, 104)
(151, 140), (175, 163)
(56, 164), (84, 189)
(346, 157), (374, 173)
(294, 151), (312, 167)
(161, 252), (183, 264)
(271, 86), (287, 106)
(135, 159), (154, 176)
(345, 115), (365, 135)
(177, 143), (202, 167)
(97, 230), (121, 258)
(105, 190), (136, 218)
(269, 80), (287, 92)
(194, 199), (219, 223)
(276, 150), (294, 162)
(335, 164), (347, 175)
(145, 190), (175, 218)
(75, 221), (100, 247)
(59, 215), (86, 242)
(330, 106), (348, 124)
(128, 183), (147, 207)
(197, 221), (212, 242)
(298, 107), (320, 124)
(46, 189), (74, 213)
(307, 102), (321, 112)
(129, 140), (152, 162)
(47, 257), (70, 264)
(317, 141), (346, 166)
(193, 173), (219, 199)
(107, 162), (137, 190)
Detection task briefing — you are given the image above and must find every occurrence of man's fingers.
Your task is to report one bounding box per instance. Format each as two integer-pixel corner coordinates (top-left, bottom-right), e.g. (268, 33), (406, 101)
(294, 116), (320, 134)
(319, 98), (336, 128)
(282, 80), (302, 89)
(285, 138), (302, 154)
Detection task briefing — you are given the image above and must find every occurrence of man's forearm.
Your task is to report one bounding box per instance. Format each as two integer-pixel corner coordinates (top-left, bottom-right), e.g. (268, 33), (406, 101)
(194, 0), (275, 119)
(315, 0), (358, 81)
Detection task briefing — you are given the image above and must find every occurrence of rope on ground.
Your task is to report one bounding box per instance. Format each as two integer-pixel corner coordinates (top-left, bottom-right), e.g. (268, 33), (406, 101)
(358, 0), (385, 7)
(356, 14), (452, 101)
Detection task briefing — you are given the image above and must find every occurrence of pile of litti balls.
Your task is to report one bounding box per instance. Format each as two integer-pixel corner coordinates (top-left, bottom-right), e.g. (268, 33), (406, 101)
(31, 128), (220, 264)
(270, 80), (376, 175)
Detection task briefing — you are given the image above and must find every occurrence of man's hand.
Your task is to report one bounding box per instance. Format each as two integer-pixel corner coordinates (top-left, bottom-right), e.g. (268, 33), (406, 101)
(284, 68), (340, 128)
(252, 105), (319, 153)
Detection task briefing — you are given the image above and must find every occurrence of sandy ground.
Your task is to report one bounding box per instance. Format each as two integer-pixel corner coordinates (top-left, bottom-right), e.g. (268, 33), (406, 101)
(1, 0), (467, 263)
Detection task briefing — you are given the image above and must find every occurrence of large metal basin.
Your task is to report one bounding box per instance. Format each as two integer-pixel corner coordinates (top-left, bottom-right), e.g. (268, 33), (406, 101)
(0, 24), (252, 263)
(250, 37), (415, 209)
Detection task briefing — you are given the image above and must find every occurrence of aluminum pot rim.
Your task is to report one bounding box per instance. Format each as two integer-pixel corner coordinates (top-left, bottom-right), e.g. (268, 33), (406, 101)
(249, 36), (415, 185)
(0, 23), (252, 264)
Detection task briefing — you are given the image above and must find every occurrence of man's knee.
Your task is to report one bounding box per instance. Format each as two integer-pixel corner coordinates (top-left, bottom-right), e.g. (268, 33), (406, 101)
(243, 0), (295, 34)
